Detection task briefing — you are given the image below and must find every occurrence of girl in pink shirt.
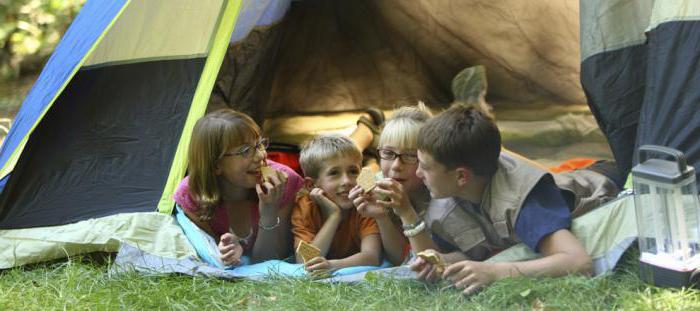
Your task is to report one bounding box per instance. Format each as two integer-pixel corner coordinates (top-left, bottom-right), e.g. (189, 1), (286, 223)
(174, 109), (303, 265)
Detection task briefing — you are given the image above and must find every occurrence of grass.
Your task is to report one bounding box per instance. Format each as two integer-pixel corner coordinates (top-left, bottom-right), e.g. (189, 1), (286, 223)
(1, 249), (699, 310)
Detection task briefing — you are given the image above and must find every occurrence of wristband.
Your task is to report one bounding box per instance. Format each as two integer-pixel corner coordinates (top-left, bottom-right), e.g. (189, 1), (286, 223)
(259, 216), (280, 230)
(403, 220), (426, 237)
(402, 218), (423, 231)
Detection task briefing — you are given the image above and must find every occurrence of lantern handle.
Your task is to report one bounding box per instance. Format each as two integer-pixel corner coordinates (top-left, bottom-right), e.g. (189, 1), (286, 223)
(638, 145), (688, 173)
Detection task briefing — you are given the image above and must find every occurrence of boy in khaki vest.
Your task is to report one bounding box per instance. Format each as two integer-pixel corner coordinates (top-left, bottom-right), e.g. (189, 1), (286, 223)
(409, 103), (618, 295)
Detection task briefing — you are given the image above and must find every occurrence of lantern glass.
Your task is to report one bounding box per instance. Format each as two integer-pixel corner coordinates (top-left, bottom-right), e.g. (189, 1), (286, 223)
(634, 175), (700, 271)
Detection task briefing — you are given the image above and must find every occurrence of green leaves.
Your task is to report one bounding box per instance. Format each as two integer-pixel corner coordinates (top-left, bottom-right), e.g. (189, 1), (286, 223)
(0, 0), (85, 80)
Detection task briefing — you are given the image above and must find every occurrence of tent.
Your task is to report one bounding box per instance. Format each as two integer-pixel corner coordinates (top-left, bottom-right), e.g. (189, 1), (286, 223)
(0, 0), (590, 269)
(580, 0), (700, 182)
(1, 0), (697, 269)
(0, 0), (244, 268)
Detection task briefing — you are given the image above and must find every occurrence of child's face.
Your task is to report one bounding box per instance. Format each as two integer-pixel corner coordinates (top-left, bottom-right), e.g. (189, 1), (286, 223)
(378, 145), (423, 193)
(313, 155), (362, 210)
(216, 138), (268, 189)
(416, 150), (459, 199)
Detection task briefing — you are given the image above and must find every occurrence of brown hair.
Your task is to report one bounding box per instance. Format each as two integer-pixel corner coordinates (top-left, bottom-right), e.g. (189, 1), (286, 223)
(417, 102), (501, 177)
(188, 109), (260, 220)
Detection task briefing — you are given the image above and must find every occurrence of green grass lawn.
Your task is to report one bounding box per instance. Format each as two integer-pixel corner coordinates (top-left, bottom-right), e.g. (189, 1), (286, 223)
(1, 249), (699, 310)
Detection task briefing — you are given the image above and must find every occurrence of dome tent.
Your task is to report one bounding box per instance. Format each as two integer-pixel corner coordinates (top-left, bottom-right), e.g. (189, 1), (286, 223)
(1, 0), (697, 270)
(0, 0), (586, 268)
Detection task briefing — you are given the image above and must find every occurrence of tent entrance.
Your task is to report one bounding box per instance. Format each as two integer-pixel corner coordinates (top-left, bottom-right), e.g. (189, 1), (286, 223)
(0, 58), (205, 229)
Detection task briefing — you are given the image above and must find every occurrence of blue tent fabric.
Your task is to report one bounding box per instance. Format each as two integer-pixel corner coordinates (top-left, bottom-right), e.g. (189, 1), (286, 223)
(0, 0), (127, 187)
(171, 205), (389, 279)
(230, 0), (291, 43)
(113, 243), (391, 280)
(174, 205), (235, 269)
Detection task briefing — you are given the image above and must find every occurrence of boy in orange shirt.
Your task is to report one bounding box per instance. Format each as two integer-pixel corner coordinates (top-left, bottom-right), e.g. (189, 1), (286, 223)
(292, 134), (382, 272)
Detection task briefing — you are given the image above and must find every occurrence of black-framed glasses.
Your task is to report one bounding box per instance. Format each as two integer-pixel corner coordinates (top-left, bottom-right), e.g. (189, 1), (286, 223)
(377, 148), (418, 164)
(224, 138), (269, 158)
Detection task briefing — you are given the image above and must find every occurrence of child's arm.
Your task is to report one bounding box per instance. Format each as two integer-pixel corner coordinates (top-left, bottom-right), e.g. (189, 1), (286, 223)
(251, 169), (290, 262)
(306, 233), (382, 271)
(443, 229), (591, 295)
(352, 180), (440, 264)
(308, 188), (343, 257)
(350, 185), (407, 265)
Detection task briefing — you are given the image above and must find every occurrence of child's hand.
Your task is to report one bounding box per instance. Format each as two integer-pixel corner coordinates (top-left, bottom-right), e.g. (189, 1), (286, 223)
(256, 169), (288, 217)
(350, 185), (387, 219)
(373, 179), (413, 217)
(443, 260), (501, 296)
(309, 188), (341, 218)
(304, 256), (334, 271)
(218, 232), (243, 266)
(409, 251), (443, 284)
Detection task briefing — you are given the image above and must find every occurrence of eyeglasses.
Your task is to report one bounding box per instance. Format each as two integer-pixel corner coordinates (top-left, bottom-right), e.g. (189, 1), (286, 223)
(377, 148), (418, 164)
(224, 138), (269, 158)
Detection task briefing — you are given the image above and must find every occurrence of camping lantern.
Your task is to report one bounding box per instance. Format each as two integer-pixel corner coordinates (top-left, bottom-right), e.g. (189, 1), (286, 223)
(632, 145), (700, 287)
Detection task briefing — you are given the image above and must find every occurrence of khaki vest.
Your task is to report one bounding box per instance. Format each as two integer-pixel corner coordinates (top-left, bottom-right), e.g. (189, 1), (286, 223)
(425, 151), (619, 257)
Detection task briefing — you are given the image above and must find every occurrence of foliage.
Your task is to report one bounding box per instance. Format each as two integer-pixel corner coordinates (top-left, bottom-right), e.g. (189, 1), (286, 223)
(0, 0), (85, 80)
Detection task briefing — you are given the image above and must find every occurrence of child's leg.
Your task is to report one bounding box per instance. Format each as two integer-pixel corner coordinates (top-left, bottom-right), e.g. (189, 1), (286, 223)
(349, 116), (374, 151)
(349, 108), (385, 172)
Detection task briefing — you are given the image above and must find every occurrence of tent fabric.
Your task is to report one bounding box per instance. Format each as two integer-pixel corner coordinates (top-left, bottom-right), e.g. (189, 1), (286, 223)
(0, 0), (244, 267)
(229, 0), (291, 43)
(157, 0), (244, 214)
(83, 0), (225, 67)
(208, 0), (291, 123)
(170, 204), (389, 277)
(212, 0), (585, 121)
(0, 0), (128, 181)
(0, 0), (244, 228)
(175, 205), (236, 269)
(580, 0), (700, 182)
(113, 243), (390, 280)
(0, 212), (195, 269)
(0, 58), (203, 228)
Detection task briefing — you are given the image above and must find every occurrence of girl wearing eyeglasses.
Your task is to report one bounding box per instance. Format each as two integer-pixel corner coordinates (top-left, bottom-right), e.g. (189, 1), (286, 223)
(174, 109), (304, 266)
(350, 103), (440, 265)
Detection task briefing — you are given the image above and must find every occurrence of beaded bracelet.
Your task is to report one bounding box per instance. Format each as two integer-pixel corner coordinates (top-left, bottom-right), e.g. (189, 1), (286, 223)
(403, 220), (426, 237)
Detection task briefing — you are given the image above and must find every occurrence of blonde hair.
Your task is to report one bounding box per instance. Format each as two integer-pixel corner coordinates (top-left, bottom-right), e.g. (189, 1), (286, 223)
(188, 109), (261, 220)
(299, 134), (362, 179)
(379, 102), (433, 150)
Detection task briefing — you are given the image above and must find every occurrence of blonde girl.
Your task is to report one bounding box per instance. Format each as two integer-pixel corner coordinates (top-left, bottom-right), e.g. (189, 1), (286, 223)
(349, 103), (438, 265)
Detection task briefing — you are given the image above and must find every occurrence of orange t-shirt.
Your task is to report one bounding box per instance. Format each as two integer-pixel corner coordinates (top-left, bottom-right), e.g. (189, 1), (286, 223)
(291, 193), (380, 260)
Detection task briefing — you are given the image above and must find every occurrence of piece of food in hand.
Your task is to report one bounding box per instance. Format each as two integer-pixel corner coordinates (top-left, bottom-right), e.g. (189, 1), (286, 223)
(357, 167), (376, 193)
(296, 240), (321, 264)
(261, 165), (277, 183)
(416, 250), (446, 274)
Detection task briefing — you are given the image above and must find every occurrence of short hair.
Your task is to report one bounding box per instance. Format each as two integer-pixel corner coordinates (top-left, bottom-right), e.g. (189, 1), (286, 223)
(417, 102), (501, 177)
(299, 134), (362, 178)
(379, 102), (433, 150)
(188, 109), (260, 218)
